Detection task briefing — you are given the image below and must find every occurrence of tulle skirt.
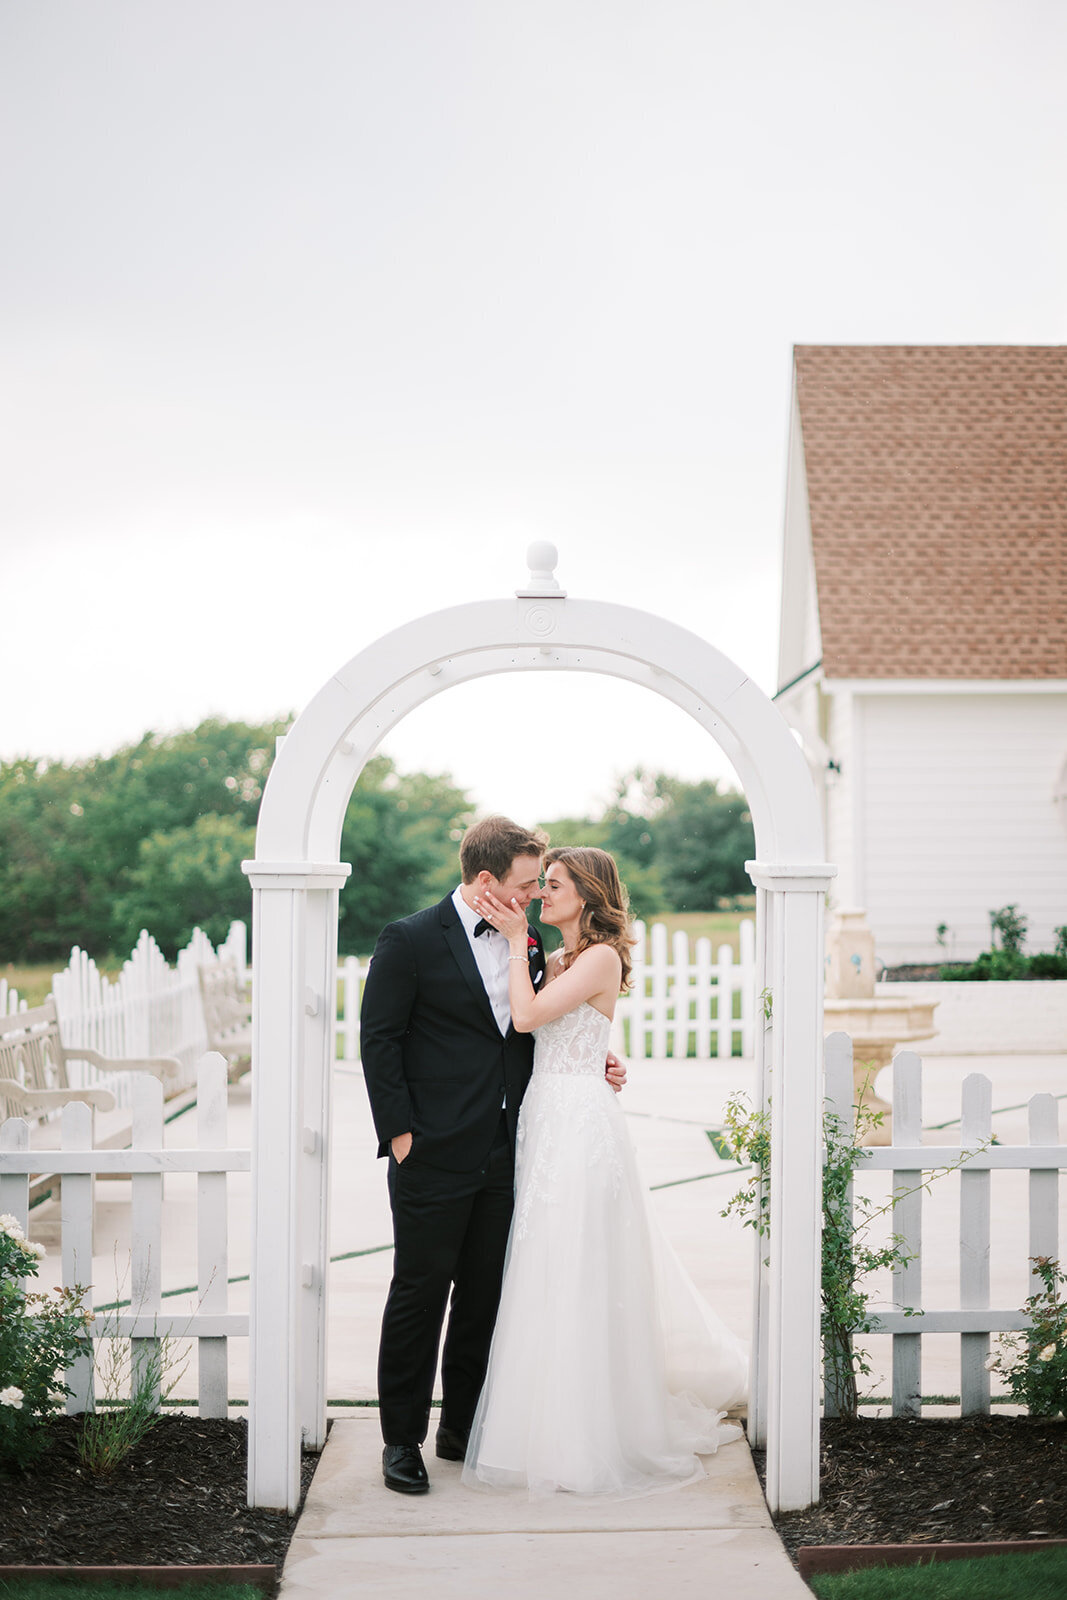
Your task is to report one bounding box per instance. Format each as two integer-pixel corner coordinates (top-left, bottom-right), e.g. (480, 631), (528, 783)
(462, 1070), (747, 1498)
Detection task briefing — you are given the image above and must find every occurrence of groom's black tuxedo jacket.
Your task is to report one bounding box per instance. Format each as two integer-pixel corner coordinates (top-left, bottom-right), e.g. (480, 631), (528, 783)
(360, 893), (546, 1173)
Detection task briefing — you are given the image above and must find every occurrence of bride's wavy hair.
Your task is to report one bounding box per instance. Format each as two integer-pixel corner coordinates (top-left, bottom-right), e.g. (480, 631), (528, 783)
(544, 846), (636, 993)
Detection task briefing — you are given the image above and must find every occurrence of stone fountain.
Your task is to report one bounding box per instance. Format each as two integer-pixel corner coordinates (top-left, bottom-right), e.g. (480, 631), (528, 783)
(824, 909), (938, 1144)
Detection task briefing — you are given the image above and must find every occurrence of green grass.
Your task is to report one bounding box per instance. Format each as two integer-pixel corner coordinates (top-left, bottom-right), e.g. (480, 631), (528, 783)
(1, 961), (124, 1009)
(0, 1583), (265, 1600)
(808, 1545), (1067, 1600)
(634, 908), (752, 956)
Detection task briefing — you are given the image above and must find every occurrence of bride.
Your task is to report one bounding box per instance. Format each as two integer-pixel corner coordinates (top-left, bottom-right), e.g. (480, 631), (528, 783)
(462, 846), (747, 1498)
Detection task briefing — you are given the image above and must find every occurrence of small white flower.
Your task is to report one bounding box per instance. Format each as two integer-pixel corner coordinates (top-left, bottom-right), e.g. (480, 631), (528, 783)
(983, 1354), (998, 1371)
(1039, 1344), (1057, 1362)
(19, 1239), (45, 1261)
(0, 1386), (24, 1409)
(0, 1214), (25, 1240)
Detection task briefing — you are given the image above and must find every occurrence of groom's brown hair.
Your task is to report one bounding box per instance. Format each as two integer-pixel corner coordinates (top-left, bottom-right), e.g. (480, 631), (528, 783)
(459, 815), (548, 884)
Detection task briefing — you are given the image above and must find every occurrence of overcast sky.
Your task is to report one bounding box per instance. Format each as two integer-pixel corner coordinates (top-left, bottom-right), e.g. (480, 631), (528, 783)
(2, 0), (1064, 823)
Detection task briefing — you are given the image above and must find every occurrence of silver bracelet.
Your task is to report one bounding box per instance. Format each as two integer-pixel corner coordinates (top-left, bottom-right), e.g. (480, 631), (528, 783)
(508, 955), (528, 963)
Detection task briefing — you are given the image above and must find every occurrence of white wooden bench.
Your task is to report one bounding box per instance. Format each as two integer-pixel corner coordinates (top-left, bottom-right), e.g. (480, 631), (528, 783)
(0, 997), (180, 1206)
(197, 961), (252, 1080)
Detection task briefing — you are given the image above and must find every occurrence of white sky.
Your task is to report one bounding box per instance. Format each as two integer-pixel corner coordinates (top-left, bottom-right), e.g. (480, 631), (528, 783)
(2, 0), (1065, 823)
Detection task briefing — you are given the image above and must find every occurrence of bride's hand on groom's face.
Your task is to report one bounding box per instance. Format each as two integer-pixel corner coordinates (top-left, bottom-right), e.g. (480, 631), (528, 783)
(473, 889), (527, 941)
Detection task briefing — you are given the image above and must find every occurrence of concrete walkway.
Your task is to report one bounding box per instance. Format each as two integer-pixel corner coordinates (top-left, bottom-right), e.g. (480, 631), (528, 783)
(278, 1411), (810, 1599)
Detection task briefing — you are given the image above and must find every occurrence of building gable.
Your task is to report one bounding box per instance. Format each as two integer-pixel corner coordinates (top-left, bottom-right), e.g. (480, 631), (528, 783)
(790, 345), (1067, 682)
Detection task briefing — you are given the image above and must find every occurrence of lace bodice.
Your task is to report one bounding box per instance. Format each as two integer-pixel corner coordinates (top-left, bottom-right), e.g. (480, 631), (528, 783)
(532, 1001), (612, 1077)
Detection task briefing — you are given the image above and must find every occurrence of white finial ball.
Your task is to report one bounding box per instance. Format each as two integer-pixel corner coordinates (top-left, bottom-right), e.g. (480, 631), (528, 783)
(527, 540), (558, 575)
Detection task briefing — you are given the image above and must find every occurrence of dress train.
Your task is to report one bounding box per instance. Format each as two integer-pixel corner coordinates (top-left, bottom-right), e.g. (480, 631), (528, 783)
(462, 1003), (747, 1498)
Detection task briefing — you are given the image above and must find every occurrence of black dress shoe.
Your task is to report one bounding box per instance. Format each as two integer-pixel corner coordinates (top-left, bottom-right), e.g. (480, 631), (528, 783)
(382, 1443), (429, 1494)
(435, 1424), (470, 1462)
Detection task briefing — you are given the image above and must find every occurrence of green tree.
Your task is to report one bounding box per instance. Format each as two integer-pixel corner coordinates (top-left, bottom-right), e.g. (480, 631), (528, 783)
(534, 767), (754, 925)
(535, 773), (668, 925)
(653, 776), (754, 910)
(0, 717), (284, 961)
(0, 717), (479, 962)
(595, 769), (668, 918)
(0, 757), (102, 960)
(112, 812), (258, 957)
(338, 758), (474, 953)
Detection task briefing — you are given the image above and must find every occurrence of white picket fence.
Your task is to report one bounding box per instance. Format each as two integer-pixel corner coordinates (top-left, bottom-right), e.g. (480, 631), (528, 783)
(5, 916), (754, 1074)
(618, 917), (756, 1059)
(0, 923), (248, 1108)
(336, 918), (757, 1062)
(0, 1052), (249, 1415)
(824, 1031), (1066, 1416)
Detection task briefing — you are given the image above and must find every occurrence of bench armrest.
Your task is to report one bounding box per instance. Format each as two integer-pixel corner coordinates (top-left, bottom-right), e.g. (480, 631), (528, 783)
(0, 1078), (117, 1114)
(61, 1048), (180, 1080)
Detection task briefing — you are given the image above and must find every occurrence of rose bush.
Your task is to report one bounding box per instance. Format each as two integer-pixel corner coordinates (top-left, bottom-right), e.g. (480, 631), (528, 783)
(987, 1257), (1067, 1418)
(0, 1213), (91, 1468)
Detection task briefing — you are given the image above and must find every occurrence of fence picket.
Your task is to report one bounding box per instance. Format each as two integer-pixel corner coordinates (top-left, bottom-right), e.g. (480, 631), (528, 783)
(131, 1074), (164, 1408)
(890, 1051), (923, 1418)
(61, 1101), (95, 1413)
(959, 1073), (993, 1414)
(1028, 1093), (1059, 1295)
(649, 922), (669, 1058)
(197, 1053), (230, 1418)
(739, 917), (756, 1058)
(0, 1116), (29, 1233)
(715, 944), (734, 1059)
(693, 937), (712, 1057)
(338, 957), (362, 1060)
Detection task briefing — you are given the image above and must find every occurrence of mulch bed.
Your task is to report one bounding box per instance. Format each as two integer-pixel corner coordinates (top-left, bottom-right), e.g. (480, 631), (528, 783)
(756, 1417), (1067, 1566)
(0, 1417), (318, 1572)
(6, 1413), (1067, 1579)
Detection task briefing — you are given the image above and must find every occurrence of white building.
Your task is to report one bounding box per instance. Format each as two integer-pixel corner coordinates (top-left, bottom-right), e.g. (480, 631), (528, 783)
(776, 344), (1067, 966)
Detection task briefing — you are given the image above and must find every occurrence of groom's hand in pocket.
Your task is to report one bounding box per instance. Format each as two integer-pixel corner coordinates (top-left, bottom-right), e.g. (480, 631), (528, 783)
(391, 1131), (413, 1164)
(605, 1053), (627, 1094)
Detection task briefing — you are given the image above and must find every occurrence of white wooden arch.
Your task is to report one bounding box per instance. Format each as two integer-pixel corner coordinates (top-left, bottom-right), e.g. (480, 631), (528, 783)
(243, 548), (834, 1515)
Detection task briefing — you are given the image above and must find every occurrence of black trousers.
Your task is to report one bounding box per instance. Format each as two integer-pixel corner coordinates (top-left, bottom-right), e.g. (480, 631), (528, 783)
(377, 1117), (514, 1446)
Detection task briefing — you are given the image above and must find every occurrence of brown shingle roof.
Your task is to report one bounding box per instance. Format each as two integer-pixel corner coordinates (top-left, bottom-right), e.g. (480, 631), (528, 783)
(793, 345), (1067, 679)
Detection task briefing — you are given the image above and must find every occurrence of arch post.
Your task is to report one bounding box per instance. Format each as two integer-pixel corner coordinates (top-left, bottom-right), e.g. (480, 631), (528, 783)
(747, 861), (836, 1515)
(243, 860), (350, 1512)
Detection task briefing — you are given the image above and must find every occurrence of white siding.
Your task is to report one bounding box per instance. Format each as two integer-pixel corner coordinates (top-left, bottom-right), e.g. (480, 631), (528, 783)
(855, 692), (1067, 963)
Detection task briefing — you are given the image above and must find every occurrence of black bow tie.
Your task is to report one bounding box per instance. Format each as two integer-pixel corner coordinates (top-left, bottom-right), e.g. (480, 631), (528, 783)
(474, 918), (494, 938)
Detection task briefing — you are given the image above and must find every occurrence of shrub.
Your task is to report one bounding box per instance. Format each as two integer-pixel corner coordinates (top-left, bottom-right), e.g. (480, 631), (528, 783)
(1028, 952), (1067, 979)
(0, 1215), (91, 1469)
(987, 1257), (1067, 1418)
(936, 908), (1067, 980)
(989, 903), (1028, 955)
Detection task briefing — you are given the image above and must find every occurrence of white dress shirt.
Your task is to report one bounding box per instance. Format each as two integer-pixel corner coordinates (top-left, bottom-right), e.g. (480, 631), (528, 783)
(452, 885), (512, 1036)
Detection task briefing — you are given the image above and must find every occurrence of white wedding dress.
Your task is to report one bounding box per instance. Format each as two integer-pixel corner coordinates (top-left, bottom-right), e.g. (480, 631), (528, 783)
(462, 1001), (747, 1498)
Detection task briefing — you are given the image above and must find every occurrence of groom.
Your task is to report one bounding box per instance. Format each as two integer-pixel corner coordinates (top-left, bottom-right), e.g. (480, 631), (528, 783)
(360, 815), (624, 1494)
